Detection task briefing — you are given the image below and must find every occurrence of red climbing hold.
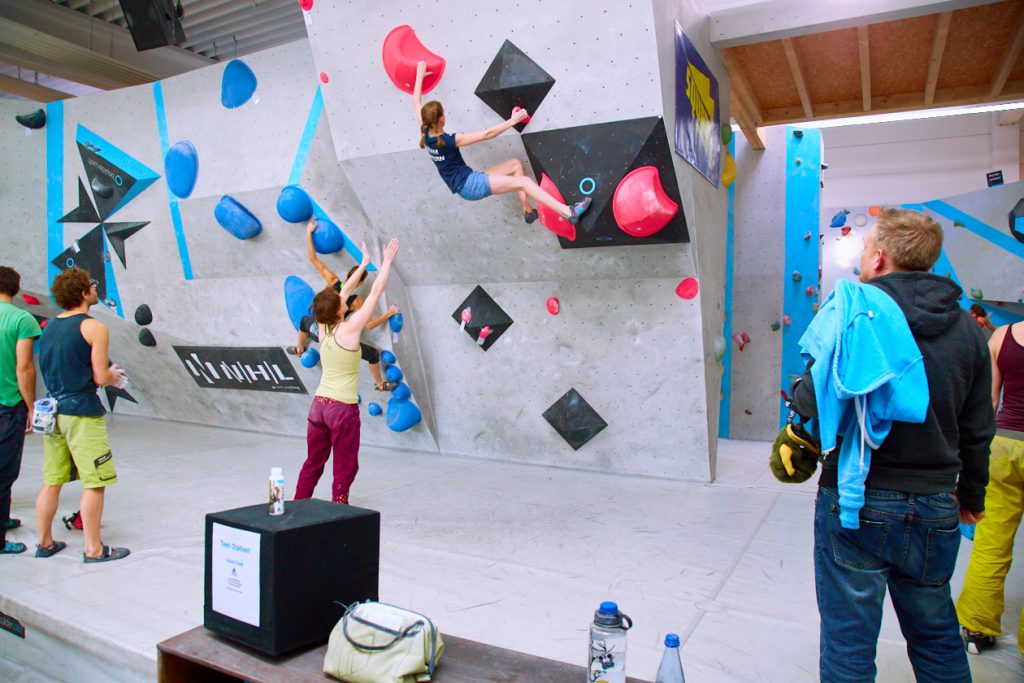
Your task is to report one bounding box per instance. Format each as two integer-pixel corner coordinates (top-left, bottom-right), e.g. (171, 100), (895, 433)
(39, 319), (47, 329)
(319, 72), (329, 84)
(298, 0), (313, 10)
(512, 106), (531, 124)
(21, 293), (40, 305)
(732, 331), (751, 352)
(841, 226), (851, 236)
(382, 25), (445, 94)
(675, 278), (699, 300)
(612, 166), (678, 238)
(546, 297), (559, 315)
(537, 173), (576, 241)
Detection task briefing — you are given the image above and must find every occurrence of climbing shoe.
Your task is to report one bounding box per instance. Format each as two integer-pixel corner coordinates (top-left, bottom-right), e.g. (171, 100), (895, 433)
(83, 545), (130, 563)
(524, 209), (538, 224)
(1, 541), (27, 555)
(568, 197), (591, 225)
(4, 518), (20, 531)
(963, 628), (996, 654)
(62, 511), (83, 531)
(36, 541), (66, 558)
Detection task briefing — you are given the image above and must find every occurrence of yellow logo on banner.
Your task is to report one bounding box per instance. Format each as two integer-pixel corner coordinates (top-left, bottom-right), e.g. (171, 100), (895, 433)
(686, 61), (716, 168)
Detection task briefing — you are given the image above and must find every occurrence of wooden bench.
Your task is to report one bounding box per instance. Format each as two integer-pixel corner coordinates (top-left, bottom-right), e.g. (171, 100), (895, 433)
(158, 626), (653, 683)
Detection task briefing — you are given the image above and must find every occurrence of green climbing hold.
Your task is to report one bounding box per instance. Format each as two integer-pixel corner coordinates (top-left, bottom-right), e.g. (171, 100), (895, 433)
(770, 321), (781, 331)
(953, 220), (965, 228)
(792, 271), (803, 282)
(721, 125), (733, 145)
(969, 288), (984, 300)
(853, 268), (861, 276)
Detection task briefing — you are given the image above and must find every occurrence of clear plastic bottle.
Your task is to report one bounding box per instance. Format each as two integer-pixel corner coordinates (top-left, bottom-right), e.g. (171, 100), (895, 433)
(268, 467), (284, 516)
(587, 601), (632, 683)
(655, 633), (685, 683)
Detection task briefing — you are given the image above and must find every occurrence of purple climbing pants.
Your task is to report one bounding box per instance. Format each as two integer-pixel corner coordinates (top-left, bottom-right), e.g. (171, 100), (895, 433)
(295, 396), (360, 504)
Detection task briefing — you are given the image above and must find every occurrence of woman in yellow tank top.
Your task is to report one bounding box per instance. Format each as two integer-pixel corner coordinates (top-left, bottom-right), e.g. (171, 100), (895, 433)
(294, 238), (400, 504)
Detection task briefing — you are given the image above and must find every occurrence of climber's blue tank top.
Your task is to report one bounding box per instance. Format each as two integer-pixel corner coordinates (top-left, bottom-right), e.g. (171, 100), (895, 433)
(39, 314), (105, 416)
(426, 133), (473, 193)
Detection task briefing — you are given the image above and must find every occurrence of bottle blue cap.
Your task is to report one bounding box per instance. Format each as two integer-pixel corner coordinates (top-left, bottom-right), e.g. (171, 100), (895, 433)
(665, 634), (680, 647)
(599, 601), (618, 615)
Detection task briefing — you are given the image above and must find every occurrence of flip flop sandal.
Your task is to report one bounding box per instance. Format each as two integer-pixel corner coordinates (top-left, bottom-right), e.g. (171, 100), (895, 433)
(4, 518), (20, 531)
(35, 541), (66, 558)
(83, 545), (131, 563)
(1, 541), (27, 554)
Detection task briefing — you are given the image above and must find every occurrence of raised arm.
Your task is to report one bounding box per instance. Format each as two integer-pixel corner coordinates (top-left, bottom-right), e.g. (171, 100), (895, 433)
(306, 219), (340, 287)
(413, 61), (428, 124)
(337, 239), (399, 345)
(338, 242), (371, 301)
(365, 305), (400, 331)
(455, 108), (528, 148)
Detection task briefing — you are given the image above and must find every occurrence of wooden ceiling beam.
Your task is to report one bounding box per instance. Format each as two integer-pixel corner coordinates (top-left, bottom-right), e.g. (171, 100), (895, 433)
(721, 48), (764, 124)
(759, 78), (1024, 126)
(781, 38), (813, 119)
(0, 73), (72, 102)
(991, 7), (1024, 97)
(925, 11), (952, 105)
(730, 93), (766, 151)
(857, 26), (871, 112)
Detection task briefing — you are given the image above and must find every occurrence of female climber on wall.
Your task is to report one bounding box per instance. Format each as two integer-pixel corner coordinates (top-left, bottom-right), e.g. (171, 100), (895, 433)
(294, 238), (400, 505)
(289, 219), (400, 392)
(413, 61), (590, 227)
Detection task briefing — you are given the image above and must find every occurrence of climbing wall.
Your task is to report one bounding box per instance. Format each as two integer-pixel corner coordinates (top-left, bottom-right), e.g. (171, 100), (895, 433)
(1, 0), (731, 481)
(0, 99), (47, 285)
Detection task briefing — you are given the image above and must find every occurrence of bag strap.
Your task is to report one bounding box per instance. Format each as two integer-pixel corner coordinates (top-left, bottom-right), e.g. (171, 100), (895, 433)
(342, 614), (425, 651)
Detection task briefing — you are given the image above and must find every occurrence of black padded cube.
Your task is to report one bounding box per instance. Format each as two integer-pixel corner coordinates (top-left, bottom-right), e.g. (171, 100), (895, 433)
(204, 499), (379, 655)
(543, 388), (608, 450)
(451, 285), (513, 352)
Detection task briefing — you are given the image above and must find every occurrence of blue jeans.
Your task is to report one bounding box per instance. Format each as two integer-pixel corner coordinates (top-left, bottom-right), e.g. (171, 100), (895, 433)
(814, 486), (970, 682)
(0, 402), (27, 545)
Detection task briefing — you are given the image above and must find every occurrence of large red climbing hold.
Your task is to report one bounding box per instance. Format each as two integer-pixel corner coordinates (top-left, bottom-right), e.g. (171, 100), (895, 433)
(537, 173), (576, 241)
(675, 278), (699, 300)
(21, 293), (40, 305)
(382, 25), (445, 95)
(298, 0), (313, 10)
(612, 166), (679, 238)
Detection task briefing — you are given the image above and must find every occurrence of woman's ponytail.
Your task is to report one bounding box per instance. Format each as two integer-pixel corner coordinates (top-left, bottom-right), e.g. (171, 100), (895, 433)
(419, 123), (429, 149)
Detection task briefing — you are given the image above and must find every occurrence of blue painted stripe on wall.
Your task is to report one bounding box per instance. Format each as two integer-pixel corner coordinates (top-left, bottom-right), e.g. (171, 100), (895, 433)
(45, 101), (64, 286)
(719, 138), (735, 439)
(289, 86), (372, 270)
(153, 81), (194, 280)
(924, 200), (1024, 260)
(288, 86), (323, 187)
(906, 203), (1023, 327)
(780, 127), (822, 428)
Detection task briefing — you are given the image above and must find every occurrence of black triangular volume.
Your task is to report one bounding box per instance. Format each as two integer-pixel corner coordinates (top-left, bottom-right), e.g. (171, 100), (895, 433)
(105, 385), (138, 412)
(59, 178), (101, 224)
(102, 222), (149, 268)
(78, 142), (136, 221)
(51, 225), (107, 300)
(475, 40), (555, 132)
(542, 388), (608, 451)
(621, 118), (689, 244)
(451, 285), (514, 351)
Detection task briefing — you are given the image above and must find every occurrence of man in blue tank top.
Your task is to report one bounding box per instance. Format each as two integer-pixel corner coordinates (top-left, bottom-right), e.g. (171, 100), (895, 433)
(35, 268), (130, 562)
(0, 266), (41, 554)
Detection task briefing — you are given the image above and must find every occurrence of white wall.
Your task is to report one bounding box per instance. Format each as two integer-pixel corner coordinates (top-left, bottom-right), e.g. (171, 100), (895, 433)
(820, 112), (1020, 208)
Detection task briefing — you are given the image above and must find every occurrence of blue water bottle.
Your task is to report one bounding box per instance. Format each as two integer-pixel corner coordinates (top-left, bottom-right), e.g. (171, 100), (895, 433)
(655, 633), (685, 682)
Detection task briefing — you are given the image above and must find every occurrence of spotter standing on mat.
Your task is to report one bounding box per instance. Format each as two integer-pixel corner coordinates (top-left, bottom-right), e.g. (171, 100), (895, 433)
(412, 60), (590, 227)
(292, 219), (400, 392)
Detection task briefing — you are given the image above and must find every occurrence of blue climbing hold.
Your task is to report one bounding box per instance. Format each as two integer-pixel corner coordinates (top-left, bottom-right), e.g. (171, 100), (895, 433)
(368, 402), (383, 416)
(311, 217), (345, 254)
(164, 141), (199, 199)
(214, 196), (261, 239)
(829, 210), (849, 228)
(386, 398), (422, 432)
(283, 275), (316, 331)
(381, 350), (396, 365)
(221, 59), (257, 109)
(385, 365), (404, 382)
(300, 347), (320, 368)
(276, 185), (314, 223)
(391, 382), (411, 400)
(389, 312), (404, 333)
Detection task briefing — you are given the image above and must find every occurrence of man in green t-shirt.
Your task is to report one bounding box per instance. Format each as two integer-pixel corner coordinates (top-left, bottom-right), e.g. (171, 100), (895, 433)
(0, 266), (41, 555)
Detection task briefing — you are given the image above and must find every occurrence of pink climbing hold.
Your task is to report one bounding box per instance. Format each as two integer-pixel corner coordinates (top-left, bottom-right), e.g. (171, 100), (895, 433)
(21, 293), (40, 305)
(783, 314), (792, 327)
(537, 173), (576, 241)
(675, 277), (699, 300)
(732, 331), (751, 352)
(319, 72), (329, 84)
(298, 0), (313, 10)
(546, 297), (559, 315)
(382, 25), (445, 94)
(512, 106), (531, 123)
(611, 166), (678, 238)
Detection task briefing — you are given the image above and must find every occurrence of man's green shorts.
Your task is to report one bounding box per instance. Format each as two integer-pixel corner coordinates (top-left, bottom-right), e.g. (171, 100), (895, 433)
(43, 415), (117, 488)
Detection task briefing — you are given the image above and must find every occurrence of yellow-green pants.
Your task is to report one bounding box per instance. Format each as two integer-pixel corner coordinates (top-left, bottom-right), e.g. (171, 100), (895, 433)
(956, 432), (1024, 656)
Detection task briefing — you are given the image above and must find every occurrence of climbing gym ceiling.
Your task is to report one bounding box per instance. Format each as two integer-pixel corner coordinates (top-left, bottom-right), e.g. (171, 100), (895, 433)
(0, 0), (306, 101)
(714, 0), (1024, 147)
